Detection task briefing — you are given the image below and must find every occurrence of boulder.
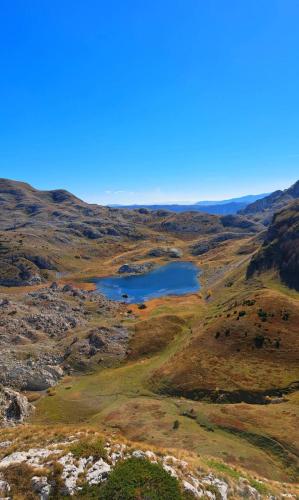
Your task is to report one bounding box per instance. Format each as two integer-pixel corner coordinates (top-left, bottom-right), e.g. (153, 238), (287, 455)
(168, 247), (183, 258)
(0, 386), (33, 425)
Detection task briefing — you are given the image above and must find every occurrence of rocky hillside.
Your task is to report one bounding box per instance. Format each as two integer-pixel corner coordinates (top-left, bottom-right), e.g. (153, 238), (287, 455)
(247, 200), (299, 290)
(240, 180), (299, 224)
(0, 426), (296, 499)
(0, 282), (130, 425)
(0, 179), (261, 286)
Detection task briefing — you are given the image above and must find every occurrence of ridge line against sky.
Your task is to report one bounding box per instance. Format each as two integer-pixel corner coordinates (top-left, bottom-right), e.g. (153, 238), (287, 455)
(0, 1), (298, 203)
(3, 176), (296, 206)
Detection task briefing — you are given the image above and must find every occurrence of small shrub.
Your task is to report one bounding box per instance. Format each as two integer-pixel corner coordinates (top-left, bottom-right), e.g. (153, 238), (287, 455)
(257, 309), (268, 322)
(46, 388), (56, 397)
(173, 419), (180, 430)
(206, 459), (241, 480)
(48, 461), (64, 498)
(249, 478), (269, 495)
(69, 437), (107, 460)
(281, 311), (290, 321)
(97, 457), (184, 499)
(205, 484), (222, 500)
(254, 335), (265, 349)
(242, 299), (256, 306)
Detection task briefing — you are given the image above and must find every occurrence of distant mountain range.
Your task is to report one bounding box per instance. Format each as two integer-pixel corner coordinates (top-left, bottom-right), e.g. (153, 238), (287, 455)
(195, 193), (269, 206)
(111, 193), (269, 215)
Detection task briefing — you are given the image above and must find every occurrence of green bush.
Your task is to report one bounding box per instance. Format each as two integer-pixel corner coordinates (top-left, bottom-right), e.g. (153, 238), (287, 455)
(77, 457), (184, 499)
(173, 419), (180, 430)
(69, 437), (107, 460)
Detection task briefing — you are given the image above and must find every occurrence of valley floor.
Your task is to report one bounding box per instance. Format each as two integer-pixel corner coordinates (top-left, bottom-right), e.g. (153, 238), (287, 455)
(1, 234), (299, 495)
(28, 238), (299, 485)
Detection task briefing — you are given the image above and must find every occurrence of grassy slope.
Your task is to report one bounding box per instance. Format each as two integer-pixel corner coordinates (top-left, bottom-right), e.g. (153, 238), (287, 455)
(0, 228), (295, 483)
(32, 239), (299, 482)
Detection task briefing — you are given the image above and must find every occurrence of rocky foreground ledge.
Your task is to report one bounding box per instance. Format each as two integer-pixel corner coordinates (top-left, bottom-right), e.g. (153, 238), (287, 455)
(0, 429), (295, 499)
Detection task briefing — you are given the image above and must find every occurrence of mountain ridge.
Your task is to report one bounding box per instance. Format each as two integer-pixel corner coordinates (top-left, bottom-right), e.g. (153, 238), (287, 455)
(239, 180), (299, 222)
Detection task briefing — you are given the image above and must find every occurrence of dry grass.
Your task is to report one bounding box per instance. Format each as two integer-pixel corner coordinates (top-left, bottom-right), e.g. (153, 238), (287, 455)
(128, 315), (186, 359)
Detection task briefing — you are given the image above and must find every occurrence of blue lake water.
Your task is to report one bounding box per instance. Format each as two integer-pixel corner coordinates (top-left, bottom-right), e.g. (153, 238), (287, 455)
(92, 261), (201, 303)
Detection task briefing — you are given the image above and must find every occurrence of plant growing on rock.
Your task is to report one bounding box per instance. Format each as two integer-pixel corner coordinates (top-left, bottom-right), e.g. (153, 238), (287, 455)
(77, 457), (184, 499)
(69, 437), (107, 461)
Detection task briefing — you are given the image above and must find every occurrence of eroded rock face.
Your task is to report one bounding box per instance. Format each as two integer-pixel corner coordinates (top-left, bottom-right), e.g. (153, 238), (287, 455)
(118, 262), (154, 274)
(0, 257), (43, 286)
(148, 247), (183, 258)
(31, 475), (51, 500)
(190, 232), (249, 256)
(73, 326), (130, 361)
(0, 285), (126, 406)
(0, 359), (64, 391)
(247, 200), (299, 291)
(0, 386), (33, 425)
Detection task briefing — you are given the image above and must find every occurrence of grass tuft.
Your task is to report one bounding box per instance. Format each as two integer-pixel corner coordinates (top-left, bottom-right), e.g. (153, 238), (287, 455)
(69, 437), (107, 461)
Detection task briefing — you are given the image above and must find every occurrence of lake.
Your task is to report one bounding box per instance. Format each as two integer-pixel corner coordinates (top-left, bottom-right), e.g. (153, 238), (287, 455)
(92, 261), (201, 303)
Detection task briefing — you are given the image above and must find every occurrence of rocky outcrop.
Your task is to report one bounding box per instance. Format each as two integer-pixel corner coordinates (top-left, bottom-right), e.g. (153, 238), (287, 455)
(0, 386), (33, 425)
(0, 435), (269, 499)
(0, 256), (43, 286)
(71, 326), (130, 361)
(0, 285), (126, 405)
(0, 356), (64, 391)
(118, 262), (155, 274)
(190, 232), (249, 256)
(148, 247), (183, 258)
(247, 200), (299, 290)
(240, 179), (299, 224)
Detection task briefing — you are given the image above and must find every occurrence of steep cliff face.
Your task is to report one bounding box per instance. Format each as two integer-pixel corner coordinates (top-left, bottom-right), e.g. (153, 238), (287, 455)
(240, 180), (299, 224)
(247, 200), (299, 290)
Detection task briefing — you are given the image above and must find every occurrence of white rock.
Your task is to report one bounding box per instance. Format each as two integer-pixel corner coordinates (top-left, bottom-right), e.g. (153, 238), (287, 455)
(237, 478), (261, 499)
(58, 453), (90, 495)
(0, 451), (28, 467)
(110, 451), (123, 464)
(32, 476), (51, 500)
(0, 441), (12, 449)
(183, 479), (203, 497)
(202, 473), (228, 500)
(0, 447), (61, 469)
(132, 450), (146, 459)
(205, 492), (216, 499)
(163, 455), (188, 468)
(144, 450), (157, 462)
(162, 463), (178, 478)
(86, 458), (111, 485)
(0, 478), (10, 496)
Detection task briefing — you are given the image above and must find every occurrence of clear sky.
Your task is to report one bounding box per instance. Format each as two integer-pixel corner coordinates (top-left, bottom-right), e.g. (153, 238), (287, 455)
(0, 1), (298, 204)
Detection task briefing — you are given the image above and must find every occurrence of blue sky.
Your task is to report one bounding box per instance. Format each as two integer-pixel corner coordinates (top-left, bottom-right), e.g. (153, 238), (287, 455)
(0, 1), (298, 204)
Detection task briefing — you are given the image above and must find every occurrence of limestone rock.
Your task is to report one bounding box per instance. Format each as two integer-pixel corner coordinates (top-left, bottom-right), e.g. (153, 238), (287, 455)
(0, 386), (33, 425)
